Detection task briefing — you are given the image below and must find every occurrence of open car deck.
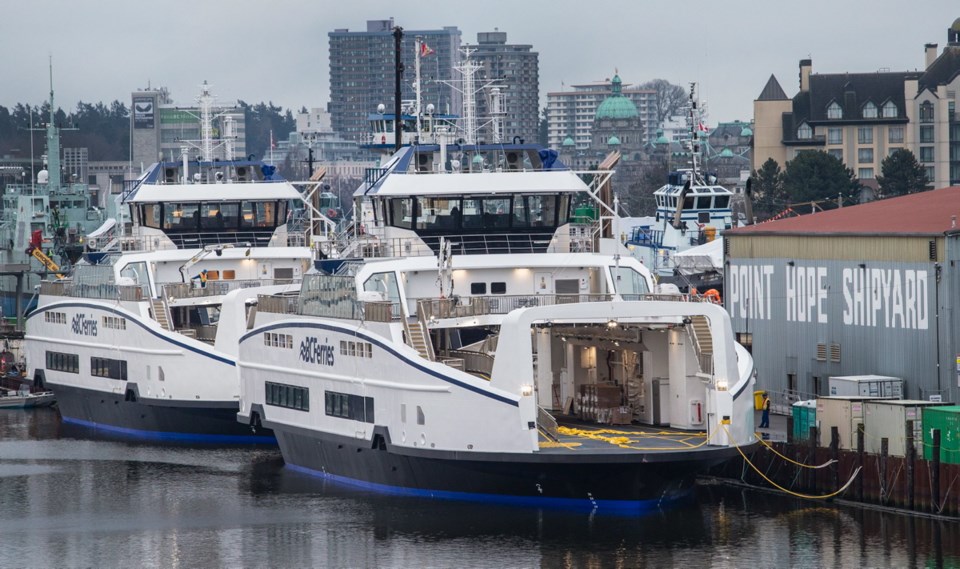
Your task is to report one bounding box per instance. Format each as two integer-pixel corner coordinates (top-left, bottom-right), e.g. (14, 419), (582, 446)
(537, 418), (713, 456)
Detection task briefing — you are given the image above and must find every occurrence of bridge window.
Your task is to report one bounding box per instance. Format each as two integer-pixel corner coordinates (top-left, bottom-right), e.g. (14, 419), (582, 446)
(513, 195), (558, 228)
(610, 266), (650, 295)
(415, 197), (460, 231)
(140, 204), (161, 228)
(714, 195), (730, 208)
(388, 198), (413, 229)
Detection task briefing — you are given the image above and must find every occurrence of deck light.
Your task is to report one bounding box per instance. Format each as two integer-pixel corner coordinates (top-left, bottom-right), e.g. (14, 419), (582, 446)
(607, 319), (617, 328)
(521, 384), (534, 396)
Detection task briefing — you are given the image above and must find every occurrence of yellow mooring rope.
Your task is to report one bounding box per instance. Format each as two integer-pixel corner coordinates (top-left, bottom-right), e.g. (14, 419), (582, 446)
(754, 432), (837, 469)
(722, 424), (861, 500)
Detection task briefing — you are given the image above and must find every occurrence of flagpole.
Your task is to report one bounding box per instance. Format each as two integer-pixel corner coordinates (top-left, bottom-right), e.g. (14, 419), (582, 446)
(415, 36), (422, 139)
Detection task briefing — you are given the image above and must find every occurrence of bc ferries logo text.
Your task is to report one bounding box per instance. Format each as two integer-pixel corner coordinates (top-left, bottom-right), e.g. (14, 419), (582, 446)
(71, 313), (98, 336)
(300, 336), (335, 366)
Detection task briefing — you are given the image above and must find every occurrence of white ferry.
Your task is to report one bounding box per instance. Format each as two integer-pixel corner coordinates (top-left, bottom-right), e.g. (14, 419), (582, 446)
(237, 140), (757, 510)
(23, 84), (315, 442)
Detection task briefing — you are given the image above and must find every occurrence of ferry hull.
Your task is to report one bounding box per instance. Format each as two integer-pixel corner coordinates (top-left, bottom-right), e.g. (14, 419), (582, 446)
(50, 383), (274, 444)
(273, 426), (737, 511)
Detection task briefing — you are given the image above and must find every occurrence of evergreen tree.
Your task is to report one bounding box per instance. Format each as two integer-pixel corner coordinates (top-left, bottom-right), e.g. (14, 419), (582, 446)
(876, 148), (929, 198)
(749, 158), (784, 219)
(781, 151), (859, 209)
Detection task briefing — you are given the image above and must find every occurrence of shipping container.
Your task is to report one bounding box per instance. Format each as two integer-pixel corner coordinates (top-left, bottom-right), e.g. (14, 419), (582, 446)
(792, 400), (817, 442)
(816, 396), (890, 450)
(828, 375), (903, 398)
(862, 400), (943, 457)
(922, 406), (960, 464)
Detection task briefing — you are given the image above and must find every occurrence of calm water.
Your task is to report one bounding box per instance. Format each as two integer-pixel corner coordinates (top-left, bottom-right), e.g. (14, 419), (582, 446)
(0, 408), (957, 568)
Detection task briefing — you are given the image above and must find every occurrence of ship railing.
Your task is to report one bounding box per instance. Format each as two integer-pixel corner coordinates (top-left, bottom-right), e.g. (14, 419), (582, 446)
(448, 349), (494, 379)
(162, 278), (299, 300)
(256, 294), (299, 315)
(415, 292), (712, 320)
(417, 294), (616, 320)
(343, 233), (594, 259)
(257, 293), (399, 323)
(39, 280), (148, 301)
(116, 230), (281, 252)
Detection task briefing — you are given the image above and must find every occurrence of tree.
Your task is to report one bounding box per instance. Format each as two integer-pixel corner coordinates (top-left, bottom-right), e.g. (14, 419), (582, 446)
(781, 151), (860, 209)
(537, 107), (548, 147)
(639, 79), (687, 127)
(877, 148), (929, 198)
(749, 158), (785, 219)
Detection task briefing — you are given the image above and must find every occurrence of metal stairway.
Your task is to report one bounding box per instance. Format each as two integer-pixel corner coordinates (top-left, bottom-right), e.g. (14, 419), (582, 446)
(151, 298), (172, 331)
(404, 317), (434, 361)
(688, 315), (713, 375)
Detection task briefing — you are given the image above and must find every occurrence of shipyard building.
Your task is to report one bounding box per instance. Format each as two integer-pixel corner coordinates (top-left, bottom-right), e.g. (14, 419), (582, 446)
(724, 186), (960, 401)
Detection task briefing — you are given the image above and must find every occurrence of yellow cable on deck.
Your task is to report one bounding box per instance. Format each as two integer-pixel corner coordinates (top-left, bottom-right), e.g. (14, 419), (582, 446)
(722, 424), (861, 500)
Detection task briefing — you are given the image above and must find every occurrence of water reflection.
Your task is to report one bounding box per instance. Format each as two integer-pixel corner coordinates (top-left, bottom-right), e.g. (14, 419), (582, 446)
(0, 408), (957, 568)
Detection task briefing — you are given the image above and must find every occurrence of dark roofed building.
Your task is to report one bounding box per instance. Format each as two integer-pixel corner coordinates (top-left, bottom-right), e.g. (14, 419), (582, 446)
(753, 19), (960, 191)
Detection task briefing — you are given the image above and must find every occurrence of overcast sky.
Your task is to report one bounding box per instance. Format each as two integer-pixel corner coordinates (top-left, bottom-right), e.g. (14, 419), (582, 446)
(2, 1), (957, 125)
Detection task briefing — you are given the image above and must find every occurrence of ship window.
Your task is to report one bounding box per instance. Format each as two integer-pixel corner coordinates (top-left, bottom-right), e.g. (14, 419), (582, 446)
(695, 196), (711, 209)
(90, 356), (127, 380)
(45, 351), (79, 374)
(388, 198), (413, 229)
(163, 203), (199, 230)
(415, 197), (461, 232)
(417, 405), (425, 425)
(266, 381), (309, 411)
(140, 203), (161, 228)
(239, 201), (276, 228)
(513, 195), (558, 228)
(363, 272), (401, 306)
(471, 282), (487, 294)
(610, 266), (650, 295)
(683, 196), (694, 210)
(714, 196), (730, 208)
(222, 270), (236, 280)
(324, 390), (374, 423)
(491, 282), (507, 294)
(461, 198), (484, 230)
(558, 195), (571, 224)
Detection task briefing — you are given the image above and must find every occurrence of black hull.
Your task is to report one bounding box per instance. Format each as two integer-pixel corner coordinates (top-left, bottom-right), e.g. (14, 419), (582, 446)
(274, 426), (735, 512)
(50, 382), (274, 444)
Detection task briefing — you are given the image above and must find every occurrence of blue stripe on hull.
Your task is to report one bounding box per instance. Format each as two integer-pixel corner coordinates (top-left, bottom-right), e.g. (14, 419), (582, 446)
(61, 416), (276, 445)
(285, 463), (693, 514)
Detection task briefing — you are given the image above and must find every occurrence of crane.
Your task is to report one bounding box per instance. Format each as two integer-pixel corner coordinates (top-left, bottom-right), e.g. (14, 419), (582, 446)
(25, 230), (64, 279)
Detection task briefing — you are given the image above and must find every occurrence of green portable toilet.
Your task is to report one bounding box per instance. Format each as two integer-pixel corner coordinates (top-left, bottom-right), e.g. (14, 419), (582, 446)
(922, 406), (960, 464)
(792, 400), (817, 442)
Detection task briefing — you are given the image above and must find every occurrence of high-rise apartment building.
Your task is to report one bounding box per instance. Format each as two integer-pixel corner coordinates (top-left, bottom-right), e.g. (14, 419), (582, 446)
(328, 19), (462, 142)
(131, 86), (246, 169)
(546, 79), (658, 150)
(469, 31), (539, 144)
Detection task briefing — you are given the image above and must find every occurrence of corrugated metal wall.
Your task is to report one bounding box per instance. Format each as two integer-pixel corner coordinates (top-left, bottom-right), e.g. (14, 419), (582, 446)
(725, 233), (956, 400)
(728, 235), (943, 263)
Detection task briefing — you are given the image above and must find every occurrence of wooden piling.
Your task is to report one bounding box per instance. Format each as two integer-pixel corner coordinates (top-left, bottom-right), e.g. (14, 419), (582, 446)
(880, 438), (889, 505)
(857, 423), (865, 503)
(932, 429), (941, 515)
(906, 419), (915, 511)
(830, 426), (840, 497)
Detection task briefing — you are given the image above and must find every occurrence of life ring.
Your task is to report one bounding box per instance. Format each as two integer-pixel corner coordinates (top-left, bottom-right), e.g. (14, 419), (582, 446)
(704, 289), (721, 304)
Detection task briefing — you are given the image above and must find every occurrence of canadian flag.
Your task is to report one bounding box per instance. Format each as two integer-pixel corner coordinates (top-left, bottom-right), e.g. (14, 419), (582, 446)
(420, 42), (435, 57)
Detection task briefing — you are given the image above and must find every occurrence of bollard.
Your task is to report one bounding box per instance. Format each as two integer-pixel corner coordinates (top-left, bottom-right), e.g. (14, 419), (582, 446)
(932, 429), (941, 514)
(906, 419), (915, 511)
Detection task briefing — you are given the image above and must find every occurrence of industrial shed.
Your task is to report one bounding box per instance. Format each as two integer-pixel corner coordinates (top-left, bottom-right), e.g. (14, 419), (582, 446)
(724, 186), (960, 400)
